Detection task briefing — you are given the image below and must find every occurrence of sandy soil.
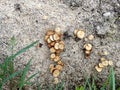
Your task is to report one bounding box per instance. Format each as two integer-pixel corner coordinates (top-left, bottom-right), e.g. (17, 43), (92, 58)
(0, 0), (120, 89)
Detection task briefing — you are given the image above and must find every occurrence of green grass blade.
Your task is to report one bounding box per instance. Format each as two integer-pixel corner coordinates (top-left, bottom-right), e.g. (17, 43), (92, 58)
(18, 59), (32, 90)
(109, 67), (115, 90)
(6, 40), (38, 62)
(25, 72), (38, 84)
(1, 70), (22, 86)
(76, 86), (84, 90)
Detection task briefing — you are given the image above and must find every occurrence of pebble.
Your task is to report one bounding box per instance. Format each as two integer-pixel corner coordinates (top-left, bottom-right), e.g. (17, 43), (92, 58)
(116, 61), (120, 67)
(103, 12), (111, 17)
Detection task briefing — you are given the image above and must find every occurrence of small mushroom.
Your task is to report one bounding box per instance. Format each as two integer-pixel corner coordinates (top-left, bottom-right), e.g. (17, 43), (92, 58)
(55, 27), (61, 35)
(74, 30), (85, 39)
(54, 56), (60, 62)
(57, 61), (64, 66)
(50, 47), (56, 53)
(50, 53), (56, 60)
(84, 43), (92, 51)
(53, 33), (60, 41)
(50, 67), (56, 73)
(85, 50), (91, 55)
(95, 65), (102, 72)
(53, 69), (60, 77)
(49, 64), (54, 69)
(98, 63), (104, 68)
(49, 35), (54, 41)
(47, 38), (52, 43)
(100, 57), (106, 62)
(88, 34), (94, 40)
(53, 78), (59, 84)
(55, 65), (62, 71)
(102, 60), (109, 66)
(46, 30), (55, 36)
(108, 60), (113, 66)
(54, 43), (59, 50)
(77, 30), (85, 39)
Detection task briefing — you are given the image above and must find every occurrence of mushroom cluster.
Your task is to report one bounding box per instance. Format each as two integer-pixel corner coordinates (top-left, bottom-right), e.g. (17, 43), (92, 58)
(45, 27), (64, 84)
(95, 57), (113, 72)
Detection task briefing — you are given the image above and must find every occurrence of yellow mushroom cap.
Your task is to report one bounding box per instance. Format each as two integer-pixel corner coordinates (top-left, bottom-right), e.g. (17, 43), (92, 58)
(88, 34), (94, 40)
(47, 38), (52, 43)
(57, 61), (64, 66)
(77, 30), (85, 39)
(49, 35), (54, 41)
(53, 33), (60, 41)
(95, 65), (102, 72)
(85, 50), (91, 55)
(100, 57), (106, 62)
(108, 60), (113, 66)
(49, 64), (54, 69)
(53, 69), (60, 77)
(50, 53), (56, 59)
(50, 47), (56, 53)
(53, 78), (59, 84)
(98, 63), (104, 68)
(54, 43), (59, 50)
(55, 27), (61, 34)
(84, 43), (92, 51)
(74, 29), (79, 35)
(102, 60), (109, 67)
(46, 30), (55, 36)
(55, 65), (62, 71)
(54, 56), (60, 62)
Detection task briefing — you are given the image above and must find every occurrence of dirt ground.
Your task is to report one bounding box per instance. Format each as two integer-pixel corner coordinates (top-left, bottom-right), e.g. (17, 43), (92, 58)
(0, 0), (120, 89)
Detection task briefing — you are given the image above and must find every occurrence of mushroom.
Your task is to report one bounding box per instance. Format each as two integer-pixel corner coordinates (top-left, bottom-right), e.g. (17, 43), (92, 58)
(53, 69), (60, 77)
(84, 43), (92, 51)
(102, 60), (109, 67)
(108, 60), (113, 66)
(74, 30), (85, 39)
(55, 65), (63, 71)
(87, 34), (94, 40)
(95, 65), (102, 72)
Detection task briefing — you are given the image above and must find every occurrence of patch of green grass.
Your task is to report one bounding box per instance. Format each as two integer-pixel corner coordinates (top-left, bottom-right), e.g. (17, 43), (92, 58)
(76, 66), (116, 90)
(0, 36), (38, 89)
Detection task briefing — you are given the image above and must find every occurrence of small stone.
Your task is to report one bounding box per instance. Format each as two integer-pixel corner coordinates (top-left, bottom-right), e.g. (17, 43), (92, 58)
(43, 15), (48, 20)
(116, 61), (120, 67)
(95, 65), (102, 72)
(103, 12), (111, 17)
(103, 50), (109, 56)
